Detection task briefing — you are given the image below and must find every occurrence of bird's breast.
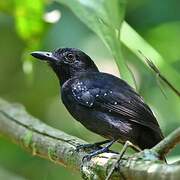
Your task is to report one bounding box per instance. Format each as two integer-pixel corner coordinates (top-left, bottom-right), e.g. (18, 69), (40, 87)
(61, 82), (133, 141)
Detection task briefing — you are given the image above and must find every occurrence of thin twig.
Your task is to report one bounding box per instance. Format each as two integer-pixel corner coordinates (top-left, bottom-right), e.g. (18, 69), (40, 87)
(152, 127), (180, 157)
(138, 50), (180, 98)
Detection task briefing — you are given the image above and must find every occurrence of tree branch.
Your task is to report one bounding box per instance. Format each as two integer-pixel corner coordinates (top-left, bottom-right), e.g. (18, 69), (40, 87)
(0, 98), (179, 180)
(152, 127), (180, 157)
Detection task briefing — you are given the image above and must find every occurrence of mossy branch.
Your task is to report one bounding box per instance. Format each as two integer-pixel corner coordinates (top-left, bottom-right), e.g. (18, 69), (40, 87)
(0, 98), (179, 180)
(152, 127), (180, 156)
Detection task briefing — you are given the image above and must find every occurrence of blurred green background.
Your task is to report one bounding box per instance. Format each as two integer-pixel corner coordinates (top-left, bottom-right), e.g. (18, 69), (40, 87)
(0, 0), (180, 179)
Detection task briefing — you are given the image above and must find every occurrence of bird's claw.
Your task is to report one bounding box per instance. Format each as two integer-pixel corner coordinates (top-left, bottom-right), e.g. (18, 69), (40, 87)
(76, 143), (99, 152)
(82, 154), (93, 162)
(76, 144), (86, 152)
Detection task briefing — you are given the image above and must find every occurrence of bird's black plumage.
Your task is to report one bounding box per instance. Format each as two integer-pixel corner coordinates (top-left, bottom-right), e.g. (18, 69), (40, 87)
(31, 48), (163, 152)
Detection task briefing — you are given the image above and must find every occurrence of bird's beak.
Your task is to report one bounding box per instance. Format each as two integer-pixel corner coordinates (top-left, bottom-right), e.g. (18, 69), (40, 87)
(31, 51), (58, 62)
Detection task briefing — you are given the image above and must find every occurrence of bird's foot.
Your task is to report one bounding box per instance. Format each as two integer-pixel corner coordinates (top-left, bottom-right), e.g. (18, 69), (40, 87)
(105, 141), (138, 180)
(82, 139), (117, 162)
(76, 140), (111, 152)
(82, 147), (109, 162)
(82, 153), (94, 162)
(76, 143), (100, 152)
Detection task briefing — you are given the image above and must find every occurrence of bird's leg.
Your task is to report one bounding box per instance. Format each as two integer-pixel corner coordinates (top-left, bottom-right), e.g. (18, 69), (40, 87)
(105, 141), (141, 180)
(76, 139), (111, 152)
(82, 139), (117, 161)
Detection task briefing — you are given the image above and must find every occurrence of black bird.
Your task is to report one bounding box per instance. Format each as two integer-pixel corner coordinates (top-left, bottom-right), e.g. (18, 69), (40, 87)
(31, 48), (164, 158)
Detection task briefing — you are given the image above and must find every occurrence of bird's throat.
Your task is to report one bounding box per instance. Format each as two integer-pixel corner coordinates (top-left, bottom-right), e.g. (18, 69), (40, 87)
(50, 64), (71, 86)
(50, 62), (99, 86)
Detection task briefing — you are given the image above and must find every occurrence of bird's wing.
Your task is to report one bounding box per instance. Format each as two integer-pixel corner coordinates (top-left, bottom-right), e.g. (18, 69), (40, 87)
(71, 77), (162, 135)
(95, 91), (160, 131)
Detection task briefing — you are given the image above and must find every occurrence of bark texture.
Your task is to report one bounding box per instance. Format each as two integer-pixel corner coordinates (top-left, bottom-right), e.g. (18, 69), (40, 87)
(0, 98), (179, 180)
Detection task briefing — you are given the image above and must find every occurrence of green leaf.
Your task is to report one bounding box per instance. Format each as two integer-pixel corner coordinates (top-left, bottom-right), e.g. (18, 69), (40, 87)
(0, 0), (14, 14)
(14, 0), (44, 40)
(75, 0), (125, 30)
(14, 0), (45, 76)
(56, 0), (135, 86)
(56, 0), (180, 90)
(121, 22), (180, 89)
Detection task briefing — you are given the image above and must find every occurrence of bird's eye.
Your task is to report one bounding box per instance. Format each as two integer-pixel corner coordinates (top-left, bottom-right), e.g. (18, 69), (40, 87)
(66, 53), (75, 61)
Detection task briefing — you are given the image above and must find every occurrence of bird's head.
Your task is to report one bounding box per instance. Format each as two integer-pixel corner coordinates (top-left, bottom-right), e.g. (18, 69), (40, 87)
(31, 48), (98, 85)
